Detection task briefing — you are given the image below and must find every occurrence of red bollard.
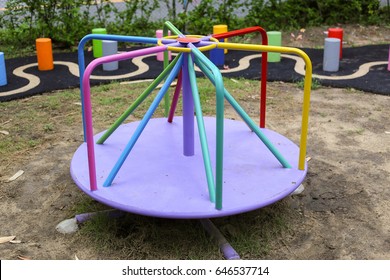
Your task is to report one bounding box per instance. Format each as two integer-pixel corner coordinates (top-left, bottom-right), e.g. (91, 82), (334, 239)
(328, 28), (343, 59)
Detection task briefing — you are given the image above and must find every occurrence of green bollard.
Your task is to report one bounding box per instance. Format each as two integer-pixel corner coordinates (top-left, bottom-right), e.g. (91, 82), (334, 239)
(266, 31), (282, 62)
(92, 28), (107, 58)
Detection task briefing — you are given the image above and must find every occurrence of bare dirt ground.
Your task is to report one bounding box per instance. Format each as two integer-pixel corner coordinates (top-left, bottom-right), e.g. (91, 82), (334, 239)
(0, 25), (389, 260)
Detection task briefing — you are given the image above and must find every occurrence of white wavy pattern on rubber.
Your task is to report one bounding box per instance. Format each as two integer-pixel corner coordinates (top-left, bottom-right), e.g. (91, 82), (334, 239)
(1, 63), (40, 97)
(1, 53), (387, 98)
(281, 54), (388, 80)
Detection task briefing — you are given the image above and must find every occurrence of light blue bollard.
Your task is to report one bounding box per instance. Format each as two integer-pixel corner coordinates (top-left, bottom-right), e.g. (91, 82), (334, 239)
(102, 40), (118, 71)
(0, 52), (7, 86)
(323, 38), (340, 72)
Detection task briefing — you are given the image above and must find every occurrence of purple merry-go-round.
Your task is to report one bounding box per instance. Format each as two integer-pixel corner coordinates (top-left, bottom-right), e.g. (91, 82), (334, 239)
(70, 22), (312, 259)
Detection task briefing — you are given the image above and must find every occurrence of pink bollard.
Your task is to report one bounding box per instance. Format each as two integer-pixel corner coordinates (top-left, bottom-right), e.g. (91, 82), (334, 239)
(156, 29), (171, 61)
(388, 45), (390, 71)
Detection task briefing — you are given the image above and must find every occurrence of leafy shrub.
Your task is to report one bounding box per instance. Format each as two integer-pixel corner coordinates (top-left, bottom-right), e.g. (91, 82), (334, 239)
(176, 0), (245, 34)
(0, 0), (387, 54)
(107, 0), (161, 37)
(0, 0), (97, 48)
(245, 0), (383, 30)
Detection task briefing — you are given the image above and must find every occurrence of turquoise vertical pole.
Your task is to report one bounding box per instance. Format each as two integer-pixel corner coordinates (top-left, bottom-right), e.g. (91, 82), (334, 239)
(191, 47), (224, 210)
(187, 54), (216, 203)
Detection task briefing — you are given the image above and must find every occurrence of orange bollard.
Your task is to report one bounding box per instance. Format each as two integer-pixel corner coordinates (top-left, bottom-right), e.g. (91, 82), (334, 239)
(36, 38), (54, 71)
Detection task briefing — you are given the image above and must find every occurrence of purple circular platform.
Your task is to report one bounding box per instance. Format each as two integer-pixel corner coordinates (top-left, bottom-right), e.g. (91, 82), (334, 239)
(70, 117), (307, 219)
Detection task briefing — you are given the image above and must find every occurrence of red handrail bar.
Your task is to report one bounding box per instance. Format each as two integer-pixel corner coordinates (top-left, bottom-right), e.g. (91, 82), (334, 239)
(212, 26), (268, 128)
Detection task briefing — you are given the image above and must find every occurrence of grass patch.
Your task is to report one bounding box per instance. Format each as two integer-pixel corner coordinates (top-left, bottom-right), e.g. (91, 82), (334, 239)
(295, 78), (322, 90)
(74, 201), (292, 259)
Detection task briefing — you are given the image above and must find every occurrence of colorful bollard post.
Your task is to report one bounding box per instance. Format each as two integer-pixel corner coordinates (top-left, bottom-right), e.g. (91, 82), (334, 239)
(213, 24), (228, 54)
(210, 24), (228, 66)
(266, 31), (282, 62)
(92, 28), (107, 58)
(156, 29), (172, 61)
(328, 27), (343, 59)
(388, 45), (390, 71)
(102, 40), (118, 71)
(0, 52), (7, 86)
(323, 38), (340, 72)
(36, 38), (54, 71)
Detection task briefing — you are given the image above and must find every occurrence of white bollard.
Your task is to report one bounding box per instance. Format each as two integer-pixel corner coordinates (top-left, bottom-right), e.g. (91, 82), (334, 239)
(323, 38), (340, 72)
(102, 40), (118, 71)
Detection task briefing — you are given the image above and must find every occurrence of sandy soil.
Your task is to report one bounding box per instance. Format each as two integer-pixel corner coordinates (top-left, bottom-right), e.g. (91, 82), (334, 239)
(0, 25), (389, 260)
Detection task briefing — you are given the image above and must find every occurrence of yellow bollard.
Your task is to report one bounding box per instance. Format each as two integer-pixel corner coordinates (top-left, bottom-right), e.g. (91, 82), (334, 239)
(213, 24), (228, 54)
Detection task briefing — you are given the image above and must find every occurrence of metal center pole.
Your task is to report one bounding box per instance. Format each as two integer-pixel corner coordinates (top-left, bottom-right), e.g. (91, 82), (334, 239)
(182, 52), (195, 156)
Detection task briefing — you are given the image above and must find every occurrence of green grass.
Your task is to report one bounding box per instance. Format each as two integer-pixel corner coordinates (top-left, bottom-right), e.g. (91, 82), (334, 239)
(295, 78), (322, 90)
(74, 200), (292, 259)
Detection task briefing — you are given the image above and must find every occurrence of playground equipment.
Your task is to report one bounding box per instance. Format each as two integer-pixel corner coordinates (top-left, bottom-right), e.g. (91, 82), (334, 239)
(71, 21), (312, 258)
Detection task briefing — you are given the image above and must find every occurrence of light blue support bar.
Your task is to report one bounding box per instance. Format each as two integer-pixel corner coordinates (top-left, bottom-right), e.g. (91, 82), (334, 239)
(97, 54), (181, 144)
(77, 34), (169, 141)
(187, 54), (216, 203)
(103, 54), (184, 187)
(194, 57), (292, 169)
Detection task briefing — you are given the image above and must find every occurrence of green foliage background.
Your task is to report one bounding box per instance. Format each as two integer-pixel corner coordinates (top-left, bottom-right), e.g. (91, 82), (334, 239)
(0, 0), (388, 54)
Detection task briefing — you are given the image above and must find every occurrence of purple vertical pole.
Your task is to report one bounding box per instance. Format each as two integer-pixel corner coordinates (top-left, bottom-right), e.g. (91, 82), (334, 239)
(182, 53), (194, 156)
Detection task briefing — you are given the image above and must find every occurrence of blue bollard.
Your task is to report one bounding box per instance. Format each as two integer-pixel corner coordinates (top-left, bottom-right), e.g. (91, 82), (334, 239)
(0, 52), (7, 86)
(210, 25), (228, 67)
(210, 47), (224, 67)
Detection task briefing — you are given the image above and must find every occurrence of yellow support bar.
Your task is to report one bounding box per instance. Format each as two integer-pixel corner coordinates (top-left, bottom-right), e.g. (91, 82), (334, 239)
(217, 42), (312, 170)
